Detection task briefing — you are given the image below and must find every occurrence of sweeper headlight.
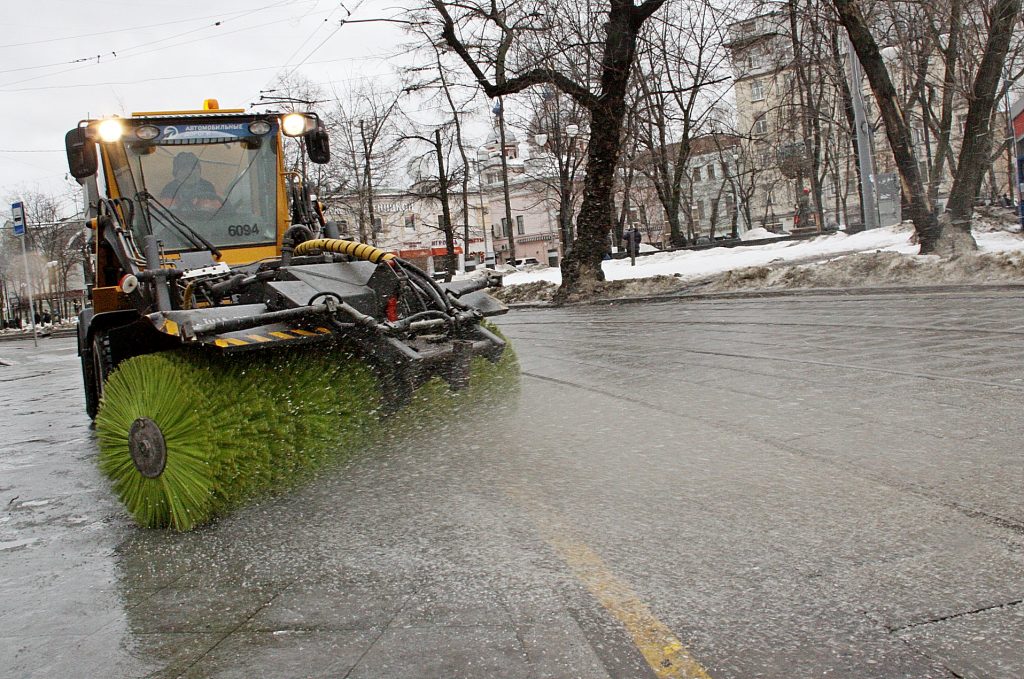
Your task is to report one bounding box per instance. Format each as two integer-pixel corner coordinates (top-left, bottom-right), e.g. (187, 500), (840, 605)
(281, 113), (316, 137)
(248, 120), (272, 136)
(96, 118), (125, 143)
(134, 125), (160, 141)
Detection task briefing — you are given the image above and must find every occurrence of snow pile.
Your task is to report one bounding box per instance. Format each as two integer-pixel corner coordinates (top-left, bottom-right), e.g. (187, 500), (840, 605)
(971, 205), (1020, 232)
(495, 280), (558, 304)
(706, 250), (1024, 292)
(740, 227), (785, 241)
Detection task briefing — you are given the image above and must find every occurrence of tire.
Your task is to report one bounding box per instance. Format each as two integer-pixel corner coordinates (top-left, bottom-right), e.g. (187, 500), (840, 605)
(81, 349), (99, 419)
(88, 332), (113, 418)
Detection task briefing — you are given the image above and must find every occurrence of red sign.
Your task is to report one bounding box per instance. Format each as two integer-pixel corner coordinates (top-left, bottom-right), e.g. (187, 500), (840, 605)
(1014, 111), (1024, 140)
(398, 247), (463, 258)
(430, 246), (463, 256)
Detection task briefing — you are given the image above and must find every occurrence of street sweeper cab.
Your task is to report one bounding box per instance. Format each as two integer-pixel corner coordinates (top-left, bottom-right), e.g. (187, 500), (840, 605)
(65, 101), (509, 470)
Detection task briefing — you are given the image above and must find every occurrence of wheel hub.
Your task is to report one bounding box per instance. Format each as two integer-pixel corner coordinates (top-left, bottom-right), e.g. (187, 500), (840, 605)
(128, 417), (167, 478)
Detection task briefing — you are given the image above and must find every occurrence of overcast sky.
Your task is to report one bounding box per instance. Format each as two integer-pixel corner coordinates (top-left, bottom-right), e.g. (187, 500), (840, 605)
(2, 0), (422, 210)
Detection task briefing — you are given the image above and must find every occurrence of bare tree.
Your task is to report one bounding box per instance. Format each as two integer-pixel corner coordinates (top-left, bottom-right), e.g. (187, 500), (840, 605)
(328, 86), (405, 244)
(521, 86), (588, 254)
(1, 190), (81, 322)
(632, 0), (732, 247)
(426, 0), (667, 300)
(833, 0), (1022, 254)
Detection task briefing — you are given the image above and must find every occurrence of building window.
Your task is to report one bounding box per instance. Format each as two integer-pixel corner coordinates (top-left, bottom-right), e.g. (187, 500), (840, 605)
(404, 214), (416, 231)
(372, 217), (382, 233)
(692, 166), (702, 182)
(492, 223), (500, 238)
(501, 217), (510, 237)
(516, 215), (525, 235)
(753, 116), (769, 135)
(707, 164), (716, 180)
(437, 213), (447, 230)
(694, 200), (705, 221)
(750, 79), (765, 102)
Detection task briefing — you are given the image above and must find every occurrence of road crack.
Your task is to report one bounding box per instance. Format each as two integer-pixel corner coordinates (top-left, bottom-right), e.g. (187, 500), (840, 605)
(889, 599), (1024, 634)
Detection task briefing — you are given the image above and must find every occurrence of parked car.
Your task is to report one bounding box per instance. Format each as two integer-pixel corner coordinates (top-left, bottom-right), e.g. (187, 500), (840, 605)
(512, 257), (541, 267)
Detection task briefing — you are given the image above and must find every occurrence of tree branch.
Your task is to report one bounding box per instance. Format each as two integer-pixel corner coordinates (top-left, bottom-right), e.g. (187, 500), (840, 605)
(430, 0), (599, 108)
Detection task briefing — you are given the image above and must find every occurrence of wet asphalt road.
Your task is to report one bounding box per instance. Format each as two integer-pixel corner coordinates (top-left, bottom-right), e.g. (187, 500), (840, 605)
(2, 289), (1024, 678)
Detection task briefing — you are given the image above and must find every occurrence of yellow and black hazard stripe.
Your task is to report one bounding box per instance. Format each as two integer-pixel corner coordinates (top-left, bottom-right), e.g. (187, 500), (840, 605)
(211, 326), (333, 349)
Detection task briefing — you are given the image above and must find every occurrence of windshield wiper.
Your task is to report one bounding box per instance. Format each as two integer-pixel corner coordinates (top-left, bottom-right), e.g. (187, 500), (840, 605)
(137, 190), (222, 260)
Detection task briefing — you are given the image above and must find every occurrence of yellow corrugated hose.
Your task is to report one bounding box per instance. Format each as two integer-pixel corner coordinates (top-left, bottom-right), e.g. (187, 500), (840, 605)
(293, 238), (396, 263)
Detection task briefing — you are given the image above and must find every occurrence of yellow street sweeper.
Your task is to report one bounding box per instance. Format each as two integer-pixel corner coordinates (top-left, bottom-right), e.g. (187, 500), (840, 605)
(65, 100), (513, 530)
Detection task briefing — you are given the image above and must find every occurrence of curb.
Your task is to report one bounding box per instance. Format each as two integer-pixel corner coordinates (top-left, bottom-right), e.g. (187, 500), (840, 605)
(503, 282), (1024, 310)
(0, 328), (77, 343)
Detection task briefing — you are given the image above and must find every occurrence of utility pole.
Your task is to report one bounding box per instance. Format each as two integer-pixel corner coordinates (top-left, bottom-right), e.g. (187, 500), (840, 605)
(495, 97), (517, 264)
(847, 37), (879, 231)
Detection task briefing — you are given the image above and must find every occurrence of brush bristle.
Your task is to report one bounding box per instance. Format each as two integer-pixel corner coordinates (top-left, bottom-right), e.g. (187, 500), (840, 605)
(95, 334), (518, 531)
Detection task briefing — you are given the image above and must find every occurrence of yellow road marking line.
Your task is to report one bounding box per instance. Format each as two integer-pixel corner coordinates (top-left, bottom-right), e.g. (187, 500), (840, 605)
(290, 328), (318, 337)
(246, 334), (273, 343)
(314, 327), (332, 334)
(541, 530), (712, 679)
(269, 331), (295, 340)
(511, 491), (711, 679)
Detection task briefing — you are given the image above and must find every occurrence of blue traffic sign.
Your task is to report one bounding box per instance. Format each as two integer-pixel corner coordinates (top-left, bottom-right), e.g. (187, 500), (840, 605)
(11, 201), (26, 236)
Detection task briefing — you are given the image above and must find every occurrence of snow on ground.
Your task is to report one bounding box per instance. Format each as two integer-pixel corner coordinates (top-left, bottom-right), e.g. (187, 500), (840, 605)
(492, 218), (1024, 304)
(503, 224), (920, 286)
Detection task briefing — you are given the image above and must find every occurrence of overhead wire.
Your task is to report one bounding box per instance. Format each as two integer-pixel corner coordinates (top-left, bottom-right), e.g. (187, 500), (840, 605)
(251, 0), (365, 103)
(0, 60), (393, 93)
(0, 4), (336, 88)
(0, 0), (300, 49)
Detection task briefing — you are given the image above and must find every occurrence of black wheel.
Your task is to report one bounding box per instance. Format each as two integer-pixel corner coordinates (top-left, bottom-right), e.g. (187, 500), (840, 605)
(89, 332), (113, 418)
(81, 349), (99, 419)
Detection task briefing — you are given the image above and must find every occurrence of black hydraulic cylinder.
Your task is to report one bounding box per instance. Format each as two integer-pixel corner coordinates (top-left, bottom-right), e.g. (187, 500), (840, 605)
(144, 235), (172, 312)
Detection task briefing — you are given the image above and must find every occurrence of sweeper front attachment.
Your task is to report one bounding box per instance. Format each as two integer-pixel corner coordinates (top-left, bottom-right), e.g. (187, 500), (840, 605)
(66, 104), (515, 530)
(88, 238), (513, 531)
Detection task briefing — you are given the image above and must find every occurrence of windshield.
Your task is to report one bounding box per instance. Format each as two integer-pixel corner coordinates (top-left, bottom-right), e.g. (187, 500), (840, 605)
(121, 122), (279, 251)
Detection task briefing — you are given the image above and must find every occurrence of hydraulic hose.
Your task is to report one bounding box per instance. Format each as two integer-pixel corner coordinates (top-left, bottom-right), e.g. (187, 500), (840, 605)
(293, 238), (396, 264)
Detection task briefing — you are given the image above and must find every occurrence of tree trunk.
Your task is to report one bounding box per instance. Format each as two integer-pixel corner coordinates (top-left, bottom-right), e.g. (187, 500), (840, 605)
(435, 129), (457, 280)
(943, 0), (1021, 237)
(833, 0), (940, 249)
(555, 3), (660, 301)
(360, 120), (378, 246)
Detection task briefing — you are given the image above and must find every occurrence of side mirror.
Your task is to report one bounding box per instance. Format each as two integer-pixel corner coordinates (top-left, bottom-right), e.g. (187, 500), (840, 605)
(65, 127), (98, 179)
(305, 127), (330, 164)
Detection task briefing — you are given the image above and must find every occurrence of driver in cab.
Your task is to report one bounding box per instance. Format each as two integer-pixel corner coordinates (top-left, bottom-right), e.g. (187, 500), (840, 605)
(160, 152), (222, 211)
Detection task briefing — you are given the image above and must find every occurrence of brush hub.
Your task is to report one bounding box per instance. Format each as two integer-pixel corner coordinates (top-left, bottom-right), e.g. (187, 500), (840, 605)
(129, 417), (167, 479)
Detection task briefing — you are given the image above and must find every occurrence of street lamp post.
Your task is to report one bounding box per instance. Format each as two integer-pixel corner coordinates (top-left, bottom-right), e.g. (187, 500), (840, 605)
(8, 204), (38, 346)
(542, 124), (580, 257)
(476, 148), (495, 266)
